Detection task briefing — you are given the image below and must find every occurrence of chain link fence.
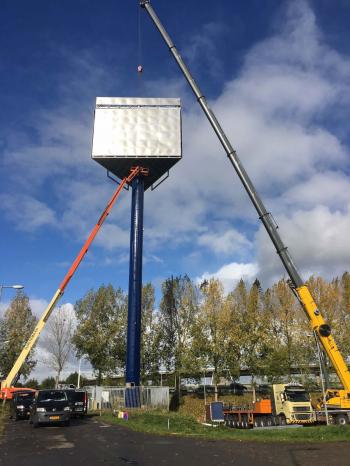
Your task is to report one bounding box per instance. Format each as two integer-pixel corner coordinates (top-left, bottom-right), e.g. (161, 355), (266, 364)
(84, 386), (169, 411)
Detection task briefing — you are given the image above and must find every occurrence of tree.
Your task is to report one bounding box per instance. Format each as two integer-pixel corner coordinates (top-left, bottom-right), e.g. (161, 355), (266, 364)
(194, 279), (241, 401)
(24, 378), (40, 389)
(43, 305), (74, 387)
(238, 279), (270, 399)
(73, 284), (127, 384)
(65, 371), (88, 388)
(140, 283), (161, 384)
(339, 272), (350, 358)
(0, 292), (37, 382)
(40, 376), (56, 389)
(158, 275), (199, 400)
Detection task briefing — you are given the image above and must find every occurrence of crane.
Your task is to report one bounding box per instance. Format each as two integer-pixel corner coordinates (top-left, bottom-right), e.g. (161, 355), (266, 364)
(140, 0), (350, 410)
(1, 166), (146, 398)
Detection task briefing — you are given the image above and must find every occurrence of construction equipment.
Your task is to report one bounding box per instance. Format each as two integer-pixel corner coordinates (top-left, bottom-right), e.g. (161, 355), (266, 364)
(222, 384), (315, 428)
(140, 0), (350, 411)
(0, 166), (145, 398)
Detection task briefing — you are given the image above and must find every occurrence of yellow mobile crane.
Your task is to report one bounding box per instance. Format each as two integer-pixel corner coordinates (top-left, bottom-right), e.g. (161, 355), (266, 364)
(1, 167), (145, 399)
(140, 0), (350, 413)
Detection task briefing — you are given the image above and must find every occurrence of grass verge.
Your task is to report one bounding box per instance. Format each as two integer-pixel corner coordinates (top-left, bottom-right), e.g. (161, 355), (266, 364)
(100, 410), (350, 443)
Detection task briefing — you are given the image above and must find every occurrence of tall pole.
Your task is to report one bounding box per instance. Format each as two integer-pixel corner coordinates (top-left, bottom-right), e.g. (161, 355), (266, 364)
(126, 175), (145, 387)
(77, 357), (82, 389)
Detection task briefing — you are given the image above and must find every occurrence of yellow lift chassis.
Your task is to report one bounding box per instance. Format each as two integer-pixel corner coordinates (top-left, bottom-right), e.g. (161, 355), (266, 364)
(1, 166), (145, 394)
(140, 0), (350, 409)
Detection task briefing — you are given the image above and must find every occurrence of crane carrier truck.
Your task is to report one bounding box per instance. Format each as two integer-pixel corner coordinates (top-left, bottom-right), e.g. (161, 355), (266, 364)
(223, 384), (315, 428)
(140, 0), (350, 425)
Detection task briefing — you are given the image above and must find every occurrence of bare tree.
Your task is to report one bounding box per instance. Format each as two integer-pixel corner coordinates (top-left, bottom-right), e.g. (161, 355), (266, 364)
(44, 306), (74, 387)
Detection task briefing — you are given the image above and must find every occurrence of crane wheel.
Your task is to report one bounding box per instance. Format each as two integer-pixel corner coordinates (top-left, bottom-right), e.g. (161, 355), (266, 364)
(335, 414), (348, 426)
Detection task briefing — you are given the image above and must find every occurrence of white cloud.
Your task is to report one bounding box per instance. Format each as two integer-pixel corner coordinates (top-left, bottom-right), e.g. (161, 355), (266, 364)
(94, 223), (130, 251)
(0, 194), (57, 231)
(183, 21), (228, 79)
(281, 171), (350, 210)
(256, 204), (350, 285)
(197, 262), (259, 293)
(198, 229), (252, 255)
(29, 298), (49, 318)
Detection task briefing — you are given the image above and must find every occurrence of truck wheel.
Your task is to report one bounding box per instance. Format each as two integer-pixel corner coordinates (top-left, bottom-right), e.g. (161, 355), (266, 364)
(279, 415), (286, 426)
(336, 414), (348, 426)
(256, 417), (264, 428)
(266, 416), (273, 427)
(260, 416), (267, 427)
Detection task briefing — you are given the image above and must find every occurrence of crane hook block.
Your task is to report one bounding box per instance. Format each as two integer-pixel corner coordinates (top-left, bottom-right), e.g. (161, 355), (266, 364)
(137, 65), (143, 73)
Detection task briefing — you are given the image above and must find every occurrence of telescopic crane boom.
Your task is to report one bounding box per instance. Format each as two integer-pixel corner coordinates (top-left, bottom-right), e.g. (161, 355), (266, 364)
(1, 166), (145, 394)
(140, 0), (350, 408)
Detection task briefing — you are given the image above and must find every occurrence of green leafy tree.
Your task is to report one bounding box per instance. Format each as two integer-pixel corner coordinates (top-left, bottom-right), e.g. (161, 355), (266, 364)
(65, 371), (88, 388)
(24, 378), (40, 389)
(141, 283), (161, 384)
(0, 292), (37, 382)
(158, 275), (199, 401)
(73, 285), (127, 384)
(339, 272), (350, 357)
(238, 279), (270, 398)
(194, 279), (240, 401)
(40, 376), (56, 389)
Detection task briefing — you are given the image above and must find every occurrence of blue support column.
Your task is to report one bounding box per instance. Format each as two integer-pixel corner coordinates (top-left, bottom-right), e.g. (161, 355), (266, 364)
(126, 175), (144, 388)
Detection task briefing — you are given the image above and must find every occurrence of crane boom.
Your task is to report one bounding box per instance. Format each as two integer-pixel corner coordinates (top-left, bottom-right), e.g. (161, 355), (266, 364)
(140, 0), (350, 397)
(1, 166), (144, 392)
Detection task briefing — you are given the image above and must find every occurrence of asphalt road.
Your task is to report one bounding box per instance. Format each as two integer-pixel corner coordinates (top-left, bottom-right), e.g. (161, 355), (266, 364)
(0, 416), (349, 466)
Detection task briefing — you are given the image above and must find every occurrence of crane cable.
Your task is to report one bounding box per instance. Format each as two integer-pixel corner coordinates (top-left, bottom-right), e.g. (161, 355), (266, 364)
(137, 4), (143, 77)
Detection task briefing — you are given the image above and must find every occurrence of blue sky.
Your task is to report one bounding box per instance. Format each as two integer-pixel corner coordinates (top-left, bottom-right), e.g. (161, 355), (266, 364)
(1, 0), (350, 379)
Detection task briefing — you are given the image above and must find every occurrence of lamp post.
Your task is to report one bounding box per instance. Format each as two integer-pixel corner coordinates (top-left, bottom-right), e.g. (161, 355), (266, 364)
(77, 357), (84, 389)
(0, 284), (24, 302)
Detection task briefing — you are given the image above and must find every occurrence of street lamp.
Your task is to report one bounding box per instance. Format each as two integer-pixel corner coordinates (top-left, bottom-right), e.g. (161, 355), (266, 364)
(0, 284), (24, 301)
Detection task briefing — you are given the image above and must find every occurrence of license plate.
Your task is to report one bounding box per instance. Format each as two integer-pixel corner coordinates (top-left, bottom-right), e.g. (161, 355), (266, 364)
(75, 408), (83, 411)
(49, 416), (60, 420)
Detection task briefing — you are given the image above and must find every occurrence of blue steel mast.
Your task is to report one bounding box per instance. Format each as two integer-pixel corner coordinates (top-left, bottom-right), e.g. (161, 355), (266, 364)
(126, 175), (145, 386)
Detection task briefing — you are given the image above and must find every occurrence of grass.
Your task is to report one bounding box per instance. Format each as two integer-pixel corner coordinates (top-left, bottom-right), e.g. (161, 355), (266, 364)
(178, 393), (252, 421)
(100, 410), (350, 443)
